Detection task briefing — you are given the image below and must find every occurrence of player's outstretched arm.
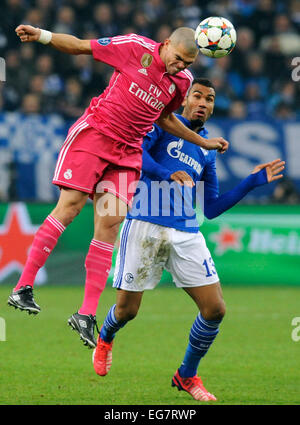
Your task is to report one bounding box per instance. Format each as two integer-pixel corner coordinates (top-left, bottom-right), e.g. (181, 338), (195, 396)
(156, 113), (229, 153)
(203, 158), (285, 219)
(15, 25), (92, 55)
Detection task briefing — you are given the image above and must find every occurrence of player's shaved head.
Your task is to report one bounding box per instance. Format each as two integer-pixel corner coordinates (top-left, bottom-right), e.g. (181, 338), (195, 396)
(160, 27), (198, 75)
(169, 27), (198, 55)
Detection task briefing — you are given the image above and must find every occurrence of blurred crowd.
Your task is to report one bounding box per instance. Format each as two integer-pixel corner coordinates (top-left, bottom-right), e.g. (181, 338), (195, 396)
(0, 0), (300, 120)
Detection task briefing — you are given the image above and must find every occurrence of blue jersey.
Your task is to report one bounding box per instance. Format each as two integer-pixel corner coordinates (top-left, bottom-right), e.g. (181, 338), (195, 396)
(127, 114), (218, 233)
(127, 113), (269, 232)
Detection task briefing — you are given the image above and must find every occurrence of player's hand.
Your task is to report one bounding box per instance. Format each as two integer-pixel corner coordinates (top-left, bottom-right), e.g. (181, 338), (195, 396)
(252, 158), (285, 183)
(203, 137), (229, 153)
(170, 171), (195, 188)
(15, 25), (41, 42)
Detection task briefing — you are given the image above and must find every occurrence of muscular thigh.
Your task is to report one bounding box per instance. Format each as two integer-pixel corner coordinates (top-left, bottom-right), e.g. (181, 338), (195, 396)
(183, 282), (225, 318)
(92, 165), (141, 242)
(51, 187), (89, 225)
(166, 230), (219, 288)
(93, 192), (128, 243)
(113, 219), (171, 292)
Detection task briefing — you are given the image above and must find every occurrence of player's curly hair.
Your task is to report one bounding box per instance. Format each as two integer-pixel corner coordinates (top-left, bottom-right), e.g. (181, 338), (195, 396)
(192, 78), (215, 91)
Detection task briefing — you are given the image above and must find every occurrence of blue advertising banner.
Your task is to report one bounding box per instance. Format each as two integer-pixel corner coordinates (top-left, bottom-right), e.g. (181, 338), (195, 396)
(205, 118), (300, 201)
(0, 113), (66, 201)
(0, 113), (299, 201)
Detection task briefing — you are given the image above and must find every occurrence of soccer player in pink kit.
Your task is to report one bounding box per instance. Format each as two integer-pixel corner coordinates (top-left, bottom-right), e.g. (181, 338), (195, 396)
(8, 25), (229, 348)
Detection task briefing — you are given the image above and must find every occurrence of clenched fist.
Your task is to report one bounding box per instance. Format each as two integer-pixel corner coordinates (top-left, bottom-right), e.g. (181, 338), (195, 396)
(15, 25), (41, 42)
(202, 137), (229, 154)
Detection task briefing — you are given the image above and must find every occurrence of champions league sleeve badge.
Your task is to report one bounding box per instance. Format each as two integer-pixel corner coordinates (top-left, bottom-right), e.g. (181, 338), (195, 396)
(97, 38), (112, 46)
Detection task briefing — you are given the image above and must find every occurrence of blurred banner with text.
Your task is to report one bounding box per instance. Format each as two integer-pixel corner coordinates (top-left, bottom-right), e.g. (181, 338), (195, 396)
(0, 113), (299, 202)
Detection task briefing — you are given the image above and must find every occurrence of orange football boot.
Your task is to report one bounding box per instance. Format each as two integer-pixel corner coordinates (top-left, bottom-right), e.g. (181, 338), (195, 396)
(92, 332), (113, 376)
(172, 369), (217, 401)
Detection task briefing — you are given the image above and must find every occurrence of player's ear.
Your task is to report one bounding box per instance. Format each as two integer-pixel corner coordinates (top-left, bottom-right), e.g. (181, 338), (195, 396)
(182, 97), (187, 107)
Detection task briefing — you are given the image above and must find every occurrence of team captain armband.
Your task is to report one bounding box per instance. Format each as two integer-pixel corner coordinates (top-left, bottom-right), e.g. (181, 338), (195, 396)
(38, 29), (52, 45)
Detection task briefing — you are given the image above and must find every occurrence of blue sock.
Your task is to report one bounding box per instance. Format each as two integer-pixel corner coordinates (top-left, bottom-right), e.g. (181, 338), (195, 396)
(100, 304), (127, 342)
(178, 313), (222, 378)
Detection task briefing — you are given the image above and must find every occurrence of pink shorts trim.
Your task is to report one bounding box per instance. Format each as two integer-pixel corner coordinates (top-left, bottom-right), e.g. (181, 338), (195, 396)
(100, 187), (134, 206)
(52, 179), (94, 194)
(53, 120), (89, 182)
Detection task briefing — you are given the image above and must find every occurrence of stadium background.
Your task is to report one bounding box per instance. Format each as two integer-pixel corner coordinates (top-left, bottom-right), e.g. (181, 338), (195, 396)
(0, 0), (300, 287)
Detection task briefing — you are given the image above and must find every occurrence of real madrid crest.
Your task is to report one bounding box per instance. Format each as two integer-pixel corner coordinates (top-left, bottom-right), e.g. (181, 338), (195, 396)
(169, 83), (176, 94)
(141, 53), (153, 68)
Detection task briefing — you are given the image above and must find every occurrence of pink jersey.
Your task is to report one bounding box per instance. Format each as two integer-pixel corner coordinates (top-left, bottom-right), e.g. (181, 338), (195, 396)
(81, 34), (193, 148)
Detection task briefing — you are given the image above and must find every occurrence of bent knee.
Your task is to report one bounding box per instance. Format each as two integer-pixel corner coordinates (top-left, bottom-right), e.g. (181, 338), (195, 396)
(52, 202), (83, 226)
(202, 300), (226, 322)
(95, 216), (125, 242)
(99, 214), (125, 229)
(115, 305), (138, 322)
(65, 204), (82, 220)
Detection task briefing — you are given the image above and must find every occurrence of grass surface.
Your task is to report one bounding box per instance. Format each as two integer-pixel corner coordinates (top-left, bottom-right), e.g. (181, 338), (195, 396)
(0, 285), (299, 405)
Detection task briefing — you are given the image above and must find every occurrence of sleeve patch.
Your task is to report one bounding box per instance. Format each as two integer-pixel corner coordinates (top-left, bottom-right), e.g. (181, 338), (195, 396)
(97, 38), (112, 46)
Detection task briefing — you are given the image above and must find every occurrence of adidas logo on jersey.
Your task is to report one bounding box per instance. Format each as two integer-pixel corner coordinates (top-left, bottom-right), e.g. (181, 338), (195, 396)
(138, 68), (148, 76)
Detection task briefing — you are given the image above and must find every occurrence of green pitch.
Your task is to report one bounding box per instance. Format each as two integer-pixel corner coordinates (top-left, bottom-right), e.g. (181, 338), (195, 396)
(0, 285), (299, 405)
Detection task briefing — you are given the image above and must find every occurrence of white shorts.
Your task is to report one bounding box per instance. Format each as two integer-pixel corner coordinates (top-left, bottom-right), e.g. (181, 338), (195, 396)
(113, 219), (219, 291)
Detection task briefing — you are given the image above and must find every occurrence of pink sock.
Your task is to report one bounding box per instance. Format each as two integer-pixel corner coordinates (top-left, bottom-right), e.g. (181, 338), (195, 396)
(15, 215), (65, 291)
(78, 239), (114, 316)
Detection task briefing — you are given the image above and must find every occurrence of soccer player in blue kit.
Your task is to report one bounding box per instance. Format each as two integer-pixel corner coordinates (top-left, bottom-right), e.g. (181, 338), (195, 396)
(92, 78), (285, 401)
